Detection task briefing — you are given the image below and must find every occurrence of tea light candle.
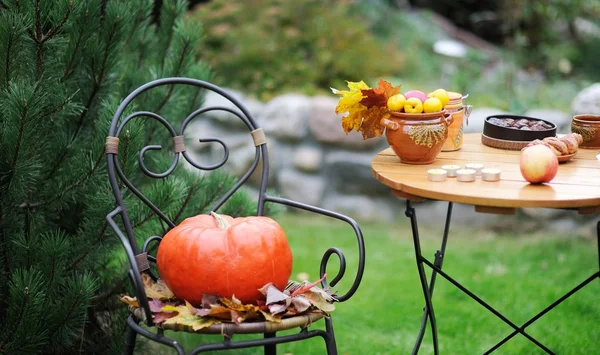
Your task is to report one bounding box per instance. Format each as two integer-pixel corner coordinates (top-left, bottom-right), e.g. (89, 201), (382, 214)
(427, 169), (448, 182)
(456, 168), (476, 182)
(441, 164), (460, 177)
(481, 168), (501, 182)
(465, 163), (484, 175)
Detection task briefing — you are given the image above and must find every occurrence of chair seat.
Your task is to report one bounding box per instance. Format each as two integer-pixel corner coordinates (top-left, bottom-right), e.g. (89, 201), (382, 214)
(131, 308), (325, 335)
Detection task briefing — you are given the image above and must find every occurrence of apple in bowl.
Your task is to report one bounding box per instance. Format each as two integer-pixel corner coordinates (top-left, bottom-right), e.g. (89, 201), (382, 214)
(520, 145), (558, 184)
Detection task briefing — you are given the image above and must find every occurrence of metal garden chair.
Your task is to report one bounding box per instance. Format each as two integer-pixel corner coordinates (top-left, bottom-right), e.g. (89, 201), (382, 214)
(105, 77), (366, 355)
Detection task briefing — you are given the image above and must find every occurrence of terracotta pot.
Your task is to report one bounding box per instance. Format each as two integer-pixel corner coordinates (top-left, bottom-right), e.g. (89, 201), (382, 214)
(381, 111), (453, 165)
(571, 114), (600, 148)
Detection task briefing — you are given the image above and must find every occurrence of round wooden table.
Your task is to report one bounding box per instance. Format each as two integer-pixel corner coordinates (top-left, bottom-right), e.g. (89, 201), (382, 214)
(371, 133), (600, 355)
(372, 133), (600, 214)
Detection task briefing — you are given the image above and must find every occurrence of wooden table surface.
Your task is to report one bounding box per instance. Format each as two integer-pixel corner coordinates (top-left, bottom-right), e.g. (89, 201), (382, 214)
(371, 133), (600, 214)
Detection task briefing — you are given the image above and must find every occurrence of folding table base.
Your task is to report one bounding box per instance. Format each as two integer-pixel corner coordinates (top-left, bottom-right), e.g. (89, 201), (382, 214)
(405, 201), (600, 355)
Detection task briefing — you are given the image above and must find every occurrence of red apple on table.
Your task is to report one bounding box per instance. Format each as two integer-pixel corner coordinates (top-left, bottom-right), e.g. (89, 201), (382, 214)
(519, 145), (558, 184)
(404, 90), (428, 103)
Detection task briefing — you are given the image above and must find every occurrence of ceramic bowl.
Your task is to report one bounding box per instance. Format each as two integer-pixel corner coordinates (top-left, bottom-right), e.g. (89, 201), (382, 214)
(483, 115), (556, 142)
(571, 114), (600, 148)
(381, 111), (452, 164)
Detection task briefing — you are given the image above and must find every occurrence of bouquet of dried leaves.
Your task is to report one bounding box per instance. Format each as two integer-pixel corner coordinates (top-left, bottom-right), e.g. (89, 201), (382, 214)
(120, 274), (336, 331)
(332, 79), (401, 140)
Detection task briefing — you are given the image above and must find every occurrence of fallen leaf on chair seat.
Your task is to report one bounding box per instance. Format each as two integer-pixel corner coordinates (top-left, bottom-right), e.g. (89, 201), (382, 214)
(120, 295), (139, 307)
(162, 303), (221, 331)
(121, 275), (337, 326)
(142, 273), (175, 300)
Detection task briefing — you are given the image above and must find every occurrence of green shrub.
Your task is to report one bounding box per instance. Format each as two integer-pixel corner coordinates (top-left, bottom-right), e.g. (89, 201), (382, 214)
(190, 0), (404, 100)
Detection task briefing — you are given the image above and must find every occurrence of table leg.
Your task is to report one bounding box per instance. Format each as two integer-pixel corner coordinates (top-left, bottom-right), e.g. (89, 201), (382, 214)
(411, 202), (453, 355)
(405, 202), (599, 354)
(406, 200), (442, 355)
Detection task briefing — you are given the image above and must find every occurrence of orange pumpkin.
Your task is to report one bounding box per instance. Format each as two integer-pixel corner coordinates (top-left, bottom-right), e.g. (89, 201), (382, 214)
(156, 212), (293, 305)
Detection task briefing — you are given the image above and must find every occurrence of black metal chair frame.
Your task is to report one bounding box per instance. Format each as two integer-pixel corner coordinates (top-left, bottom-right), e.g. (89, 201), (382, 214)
(406, 201), (600, 355)
(105, 77), (366, 355)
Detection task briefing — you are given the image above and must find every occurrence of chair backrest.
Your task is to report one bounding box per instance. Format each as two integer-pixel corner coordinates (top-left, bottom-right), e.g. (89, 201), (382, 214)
(107, 78), (269, 250)
(105, 78), (271, 324)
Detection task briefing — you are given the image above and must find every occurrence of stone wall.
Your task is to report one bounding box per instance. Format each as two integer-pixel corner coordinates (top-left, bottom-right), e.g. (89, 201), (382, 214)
(186, 84), (599, 234)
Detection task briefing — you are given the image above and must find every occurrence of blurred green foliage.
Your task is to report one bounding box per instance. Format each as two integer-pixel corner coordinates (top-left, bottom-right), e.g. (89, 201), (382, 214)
(189, 0), (404, 100)
(503, 0), (600, 81)
(189, 0), (597, 113)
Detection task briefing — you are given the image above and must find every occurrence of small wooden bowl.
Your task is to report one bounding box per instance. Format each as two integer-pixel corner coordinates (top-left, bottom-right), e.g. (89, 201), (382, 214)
(572, 114), (600, 148)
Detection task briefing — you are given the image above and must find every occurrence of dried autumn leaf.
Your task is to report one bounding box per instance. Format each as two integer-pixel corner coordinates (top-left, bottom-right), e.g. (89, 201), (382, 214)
(162, 304), (221, 331)
(196, 305), (235, 320)
(120, 295), (139, 307)
(259, 283), (290, 305)
(359, 107), (389, 139)
(142, 273), (175, 300)
(220, 295), (260, 313)
(332, 81), (370, 135)
(359, 79), (401, 108)
(303, 291), (336, 313)
(290, 296), (312, 313)
(259, 310), (283, 323)
(268, 303), (288, 315)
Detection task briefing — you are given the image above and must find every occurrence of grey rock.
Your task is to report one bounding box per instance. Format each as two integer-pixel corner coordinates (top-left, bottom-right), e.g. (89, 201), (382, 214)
(262, 94), (311, 141)
(324, 151), (391, 195)
(571, 83), (600, 115)
(521, 208), (568, 220)
(309, 96), (386, 150)
(321, 194), (399, 223)
(464, 107), (509, 134)
(293, 146), (322, 173)
(202, 89), (265, 129)
(524, 109), (572, 133)
(423, 202), (500, 227)
(278, 169), (326, 206)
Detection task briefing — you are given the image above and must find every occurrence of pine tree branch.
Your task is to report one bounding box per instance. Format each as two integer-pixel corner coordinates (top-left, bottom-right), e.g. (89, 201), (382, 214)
(90, 275), (127, 304)
(0, 205), (9, 323)
(34, 0), (43, 80)
(63, 10), (89, 80)
(9, 99), (28, 184)
(22, 150), (104, 209)
(23, 207), (30, 269)
(0, 286), (29, 348)
(147, 37), (191, 143)
(4, 30), (12, 89)
(42, 1), (73, 43)
(47, 19), (119, 179)
(159, 23), (175, 71)
(48, 290), (84, 339)
(173, 179), (198, 222)
(68, 222), (108, 271)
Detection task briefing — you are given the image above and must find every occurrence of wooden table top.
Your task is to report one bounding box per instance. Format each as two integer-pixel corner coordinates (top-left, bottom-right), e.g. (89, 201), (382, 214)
(371, 133), (600, 214)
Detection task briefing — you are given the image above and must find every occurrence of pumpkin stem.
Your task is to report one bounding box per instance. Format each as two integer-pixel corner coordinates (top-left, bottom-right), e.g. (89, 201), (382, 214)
(210, 211), (231, 229)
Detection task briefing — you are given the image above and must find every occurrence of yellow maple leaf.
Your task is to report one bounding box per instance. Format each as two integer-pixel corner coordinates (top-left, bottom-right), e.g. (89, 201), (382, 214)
(162, 304), (221, 331)
(332, 80), (369, 116)
(142, 273), (175, 300)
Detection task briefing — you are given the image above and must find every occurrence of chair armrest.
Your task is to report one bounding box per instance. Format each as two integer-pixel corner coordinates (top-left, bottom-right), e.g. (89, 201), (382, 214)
(264, 195), (366, 302)
(106, 207), (154, 326)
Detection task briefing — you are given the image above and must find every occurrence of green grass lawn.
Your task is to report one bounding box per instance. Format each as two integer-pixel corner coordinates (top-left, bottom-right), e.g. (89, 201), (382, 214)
(144, 210), (599, 354)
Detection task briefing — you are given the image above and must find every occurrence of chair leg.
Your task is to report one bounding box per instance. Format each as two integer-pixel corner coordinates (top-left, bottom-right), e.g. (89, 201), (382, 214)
(123, 324), (137, 355)
(264, 332), (276, 355)
(324, 317), (338, 355)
